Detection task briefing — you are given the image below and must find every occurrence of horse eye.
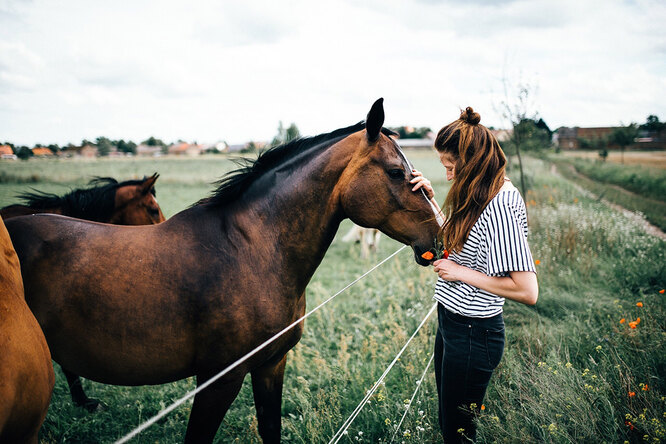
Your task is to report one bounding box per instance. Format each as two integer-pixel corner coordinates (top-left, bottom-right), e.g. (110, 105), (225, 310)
(387, 168), (404, 180)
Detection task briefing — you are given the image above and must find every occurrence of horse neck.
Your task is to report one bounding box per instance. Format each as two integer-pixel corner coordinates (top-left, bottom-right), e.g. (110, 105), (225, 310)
(215, 138), (355, 290)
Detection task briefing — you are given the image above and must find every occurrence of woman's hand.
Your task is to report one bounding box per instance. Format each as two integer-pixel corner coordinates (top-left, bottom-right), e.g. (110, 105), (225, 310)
(410, 169), (435, 200)
(433, 259), (463, 282)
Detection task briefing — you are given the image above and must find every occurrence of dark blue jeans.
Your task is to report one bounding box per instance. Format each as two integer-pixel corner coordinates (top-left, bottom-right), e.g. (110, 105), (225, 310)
(434, 303), (505, 443)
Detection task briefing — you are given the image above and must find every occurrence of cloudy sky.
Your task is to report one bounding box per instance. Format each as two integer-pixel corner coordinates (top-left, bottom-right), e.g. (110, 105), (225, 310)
(1, 0), (664, 146)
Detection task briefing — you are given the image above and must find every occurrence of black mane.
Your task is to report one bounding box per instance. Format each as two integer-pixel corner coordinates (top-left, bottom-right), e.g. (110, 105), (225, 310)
(199, 122), (398, 208)
(17, 177), (152, 222)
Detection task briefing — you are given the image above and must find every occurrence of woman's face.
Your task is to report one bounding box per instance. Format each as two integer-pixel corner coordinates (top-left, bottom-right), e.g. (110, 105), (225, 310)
(439, 152), (456, 181)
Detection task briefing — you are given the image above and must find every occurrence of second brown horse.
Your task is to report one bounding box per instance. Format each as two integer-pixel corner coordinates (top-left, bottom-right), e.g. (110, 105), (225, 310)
(0, 173), (165, 225)
(6, 99), (441, 443)
(1, 173), (165, 411)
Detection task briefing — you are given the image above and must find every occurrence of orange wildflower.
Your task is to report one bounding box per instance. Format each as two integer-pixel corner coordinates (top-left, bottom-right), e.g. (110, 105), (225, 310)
(421, 251), (434, 261)
(628, 391), (636, 397)
(636, 317), (641, 324)
(535, 260), (541, 265)
(636, 302), (643, 307)
(481, 404), (485, 411)
(642, 384), (649, 391)
(619, 318), (626, 324)
(660, 289), (665, 294)
(629, 321), (637, 329)
(625, 420), (635, 430)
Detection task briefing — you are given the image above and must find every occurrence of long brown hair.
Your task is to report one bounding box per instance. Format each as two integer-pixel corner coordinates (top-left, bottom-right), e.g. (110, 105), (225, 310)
(436, 107), (507, 252)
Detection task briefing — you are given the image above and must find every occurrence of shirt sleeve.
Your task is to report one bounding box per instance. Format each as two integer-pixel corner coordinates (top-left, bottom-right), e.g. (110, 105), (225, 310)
(486, 198), (536, 276)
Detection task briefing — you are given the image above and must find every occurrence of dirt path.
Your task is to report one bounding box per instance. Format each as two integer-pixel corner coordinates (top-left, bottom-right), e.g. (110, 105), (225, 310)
(551, 163), (666, 241)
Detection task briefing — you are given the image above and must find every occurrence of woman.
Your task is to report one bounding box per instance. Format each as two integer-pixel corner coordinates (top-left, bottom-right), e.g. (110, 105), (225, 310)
(411, 107), (538, 443)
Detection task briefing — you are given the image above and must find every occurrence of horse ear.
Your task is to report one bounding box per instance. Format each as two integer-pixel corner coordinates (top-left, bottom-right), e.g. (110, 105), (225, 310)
(366, 98), (384, 143)
(141, 173), (159, 195)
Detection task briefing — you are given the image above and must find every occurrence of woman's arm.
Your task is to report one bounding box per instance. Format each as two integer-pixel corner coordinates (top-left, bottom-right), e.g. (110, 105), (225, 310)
(433, 259), (538, 305)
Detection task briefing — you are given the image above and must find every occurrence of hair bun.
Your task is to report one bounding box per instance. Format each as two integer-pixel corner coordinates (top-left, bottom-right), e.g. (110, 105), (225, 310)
(460, 107), (481, 125)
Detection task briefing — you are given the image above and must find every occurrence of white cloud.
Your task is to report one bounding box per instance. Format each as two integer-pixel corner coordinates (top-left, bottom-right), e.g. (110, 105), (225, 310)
(0, 0), (665, 145)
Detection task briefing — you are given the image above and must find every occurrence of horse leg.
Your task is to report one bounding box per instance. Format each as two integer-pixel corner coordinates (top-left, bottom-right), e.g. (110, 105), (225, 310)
(184, 375), (244, 444)
(63, 368), (100, 412)
(251, 355), (287, 444)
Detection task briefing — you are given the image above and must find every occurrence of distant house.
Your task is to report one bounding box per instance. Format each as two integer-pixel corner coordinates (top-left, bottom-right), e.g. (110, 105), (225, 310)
(168, 142), (204, 156)
(32, 147), (54, 157)
(490, 129), (512, 142)
(60, 144), (98, 158)
(553, 126), (666, 150)
(80, 145), (98, 158)
(0, 145), (16, 160)
(555, 127), (619, 150)
(136, 144), (163, 157)
(227, 141), (267, 153)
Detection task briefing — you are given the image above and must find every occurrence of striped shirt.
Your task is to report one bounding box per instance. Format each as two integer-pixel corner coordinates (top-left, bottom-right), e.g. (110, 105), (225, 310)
(434, 186), (536, 318)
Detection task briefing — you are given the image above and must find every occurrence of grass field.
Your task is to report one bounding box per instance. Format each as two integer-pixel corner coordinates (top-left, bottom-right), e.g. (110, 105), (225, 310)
(550, 153), (666, 232)
(560, 150), (666, 170)
(0, 151), (664, 443)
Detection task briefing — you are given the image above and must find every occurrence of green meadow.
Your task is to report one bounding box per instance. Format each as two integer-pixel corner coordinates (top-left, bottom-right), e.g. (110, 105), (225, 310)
(0, 151), (664, 443)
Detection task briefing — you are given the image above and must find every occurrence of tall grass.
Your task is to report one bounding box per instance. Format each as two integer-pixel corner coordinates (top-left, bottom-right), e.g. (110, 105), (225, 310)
(562, 157), (666, 203)
(1, 153), (664, 443)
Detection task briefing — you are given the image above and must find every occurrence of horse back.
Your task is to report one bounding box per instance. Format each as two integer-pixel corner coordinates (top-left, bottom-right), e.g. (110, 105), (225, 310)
(0, 204), (61, 220)
(0, 217), (54, 443)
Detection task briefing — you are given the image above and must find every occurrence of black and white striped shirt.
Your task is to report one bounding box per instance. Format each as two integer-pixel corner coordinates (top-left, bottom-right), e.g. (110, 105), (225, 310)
(434, 186), (536, 318)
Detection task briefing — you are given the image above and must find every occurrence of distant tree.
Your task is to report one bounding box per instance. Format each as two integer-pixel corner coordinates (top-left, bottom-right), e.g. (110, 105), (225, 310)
(95, 137), (116, 157)
(116, 139), (137, 155)
(608, 124), (638, 164)
(389, 126), (432, 139)
(241, 142), (258, 154)
(16, 146), (33, 160)
(271, 121), (300, 147)
(47, 144), (60, 154)
(509, 118), (552, 151)
(142, 136), (166, 147)
(640, 115), (665, 132)
(598, 148), (608, 162)
(578, 136), (607, 152)
(494, 75), (543, 198)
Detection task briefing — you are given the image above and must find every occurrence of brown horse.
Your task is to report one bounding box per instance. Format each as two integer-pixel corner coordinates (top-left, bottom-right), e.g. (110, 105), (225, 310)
(0, 173), (165, 225)
(0, 216), (54, 443)
(6, 99), (440, 443)
(1, 173), (165, 412)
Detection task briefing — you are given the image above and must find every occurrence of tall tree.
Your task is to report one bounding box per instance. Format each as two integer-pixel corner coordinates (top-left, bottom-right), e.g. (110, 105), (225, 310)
(608, 124), (638, 164)
(271, 121), (300, 147)
(95, 137), (115, 157)
(494, 75), (541, 199)
(639, 115), (665, 132)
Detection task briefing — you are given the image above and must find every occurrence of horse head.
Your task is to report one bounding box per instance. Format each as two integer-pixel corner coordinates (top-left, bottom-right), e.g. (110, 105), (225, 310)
(337, 98), (441, 265)
(109, 173), (166, 225)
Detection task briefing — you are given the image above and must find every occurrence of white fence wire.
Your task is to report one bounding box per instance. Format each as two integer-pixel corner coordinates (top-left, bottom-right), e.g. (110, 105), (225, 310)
(115, 245), (409, 443)
(328, 302), (437, 444)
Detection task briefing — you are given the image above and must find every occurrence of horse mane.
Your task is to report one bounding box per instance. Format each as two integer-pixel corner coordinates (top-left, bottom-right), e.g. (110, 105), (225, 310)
(17, 177), (154, 222)
(199, 122), (395, 208)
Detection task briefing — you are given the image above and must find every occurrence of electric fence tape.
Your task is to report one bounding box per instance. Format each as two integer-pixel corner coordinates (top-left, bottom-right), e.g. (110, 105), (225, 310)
(328, 302), (437, 444)
(390, 352), (435, 443)
(115, 244), (408, 444)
